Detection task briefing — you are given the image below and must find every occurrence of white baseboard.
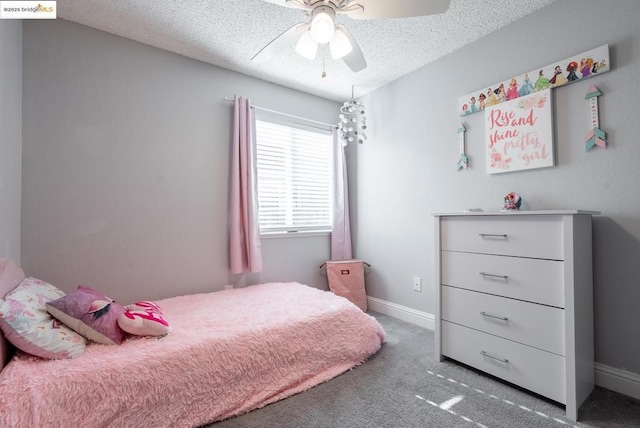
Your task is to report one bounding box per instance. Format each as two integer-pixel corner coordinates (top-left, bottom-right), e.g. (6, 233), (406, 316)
(367, 296), (640, 401)
(595, 363), (640, 401)
(367, 296), (434, 330)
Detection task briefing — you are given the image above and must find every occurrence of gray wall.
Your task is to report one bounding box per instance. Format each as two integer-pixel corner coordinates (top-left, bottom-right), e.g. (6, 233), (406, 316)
(0, 21), (22, 264)
(356, 0), (640, 375)
(21, 19), (338, 302)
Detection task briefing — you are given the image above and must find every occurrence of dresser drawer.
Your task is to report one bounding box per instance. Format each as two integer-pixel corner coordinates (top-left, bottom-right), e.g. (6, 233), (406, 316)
(440, 215), (564, 260)
(441, 251), (565, 308)
(441, 286), (565, 355)
(442, 321), (566, 404)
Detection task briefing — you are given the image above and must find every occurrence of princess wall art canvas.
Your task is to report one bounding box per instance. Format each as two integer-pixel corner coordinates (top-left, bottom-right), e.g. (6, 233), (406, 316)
(459, 44), (609, 116)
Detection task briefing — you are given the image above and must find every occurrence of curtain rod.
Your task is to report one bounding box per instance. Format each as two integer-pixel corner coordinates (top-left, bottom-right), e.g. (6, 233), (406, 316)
(223, 96), (337, 130)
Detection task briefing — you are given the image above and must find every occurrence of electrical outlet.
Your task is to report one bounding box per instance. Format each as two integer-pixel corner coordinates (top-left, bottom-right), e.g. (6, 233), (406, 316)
(225, 285), (234, 290)
(413, 277), (422, 292)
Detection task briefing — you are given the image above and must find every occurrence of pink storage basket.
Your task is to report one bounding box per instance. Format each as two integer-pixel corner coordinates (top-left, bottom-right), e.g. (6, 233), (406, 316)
(325, 260), (367, 312)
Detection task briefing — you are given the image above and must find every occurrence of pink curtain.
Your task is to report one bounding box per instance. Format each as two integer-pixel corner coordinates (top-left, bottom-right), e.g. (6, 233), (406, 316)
(229, 96), (263, 273)
(331, 129), (353, 260)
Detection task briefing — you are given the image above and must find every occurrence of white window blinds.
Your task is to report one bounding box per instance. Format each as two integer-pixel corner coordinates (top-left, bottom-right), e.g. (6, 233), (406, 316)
(255, 119), (333, 233)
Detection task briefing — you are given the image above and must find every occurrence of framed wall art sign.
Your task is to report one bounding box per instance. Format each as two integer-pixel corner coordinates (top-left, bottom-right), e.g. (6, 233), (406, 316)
(485, 88), (554, 174)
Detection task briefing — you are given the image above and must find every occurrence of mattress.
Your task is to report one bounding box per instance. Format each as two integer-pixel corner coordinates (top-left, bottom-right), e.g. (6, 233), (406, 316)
(0, 282), (385, 427)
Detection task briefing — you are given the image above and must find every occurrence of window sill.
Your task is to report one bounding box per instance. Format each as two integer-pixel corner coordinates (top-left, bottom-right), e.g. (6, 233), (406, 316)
(260, 230), (331, 239)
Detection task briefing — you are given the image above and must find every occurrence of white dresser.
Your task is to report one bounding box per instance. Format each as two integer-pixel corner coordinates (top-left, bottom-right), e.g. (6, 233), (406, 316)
(434, 210), (598, 421)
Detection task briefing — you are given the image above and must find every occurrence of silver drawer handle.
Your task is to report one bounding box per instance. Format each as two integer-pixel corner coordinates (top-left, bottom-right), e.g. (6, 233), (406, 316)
(478, 233), (508, 238)
(480, 351), (509, 364)
(479, 272), (508, 279)
(480, 311), (508, 321)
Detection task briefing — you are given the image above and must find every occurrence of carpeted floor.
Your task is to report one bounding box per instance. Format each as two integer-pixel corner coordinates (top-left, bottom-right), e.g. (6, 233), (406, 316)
(209, 312), (640, 428)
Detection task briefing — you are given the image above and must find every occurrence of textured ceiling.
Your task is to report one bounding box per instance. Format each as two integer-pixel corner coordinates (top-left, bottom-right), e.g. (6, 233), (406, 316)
(57, 0), (557, 102)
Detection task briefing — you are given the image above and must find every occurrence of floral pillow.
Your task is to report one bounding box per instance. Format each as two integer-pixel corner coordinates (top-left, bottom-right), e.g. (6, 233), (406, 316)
(0, 277), (87, 359)
(118, 301), (171, 337)
(46, 285), (126, 345)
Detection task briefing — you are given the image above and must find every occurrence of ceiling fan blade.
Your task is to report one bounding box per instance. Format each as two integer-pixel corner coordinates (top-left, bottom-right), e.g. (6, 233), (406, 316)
(261, 0), (312, 10)
(251, 23), (308, 63)
(347, 0), (451, 20)
(337, 25), (367, 72)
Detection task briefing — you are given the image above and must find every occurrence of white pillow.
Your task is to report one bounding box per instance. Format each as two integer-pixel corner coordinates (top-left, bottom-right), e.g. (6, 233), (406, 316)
(0, 277), (87, 359)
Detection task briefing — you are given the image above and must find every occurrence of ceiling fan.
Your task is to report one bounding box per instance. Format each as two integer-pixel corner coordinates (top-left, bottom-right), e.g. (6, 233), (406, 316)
(251, 0), (452, 72)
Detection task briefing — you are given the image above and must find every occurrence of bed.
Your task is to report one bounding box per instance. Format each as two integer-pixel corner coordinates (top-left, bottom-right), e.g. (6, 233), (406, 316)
(0, 259), (385, 427)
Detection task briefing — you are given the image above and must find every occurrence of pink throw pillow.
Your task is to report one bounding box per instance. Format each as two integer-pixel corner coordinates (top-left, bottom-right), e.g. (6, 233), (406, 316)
(0, 278), (87, 359)
(0, 258), (25, 294)
(118, 301), (171, 337)
(46, 286), (126, 345)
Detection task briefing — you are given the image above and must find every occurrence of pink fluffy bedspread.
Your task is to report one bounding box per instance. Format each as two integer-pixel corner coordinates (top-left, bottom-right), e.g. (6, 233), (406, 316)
(0, 282), (385, 427)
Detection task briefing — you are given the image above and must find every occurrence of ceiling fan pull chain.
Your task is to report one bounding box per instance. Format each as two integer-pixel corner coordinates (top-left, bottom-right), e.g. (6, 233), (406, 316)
(322, 54), (327, 78)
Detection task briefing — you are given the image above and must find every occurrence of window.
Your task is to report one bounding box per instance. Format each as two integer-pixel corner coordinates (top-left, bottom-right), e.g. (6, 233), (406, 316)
(255, 118), (333, 234)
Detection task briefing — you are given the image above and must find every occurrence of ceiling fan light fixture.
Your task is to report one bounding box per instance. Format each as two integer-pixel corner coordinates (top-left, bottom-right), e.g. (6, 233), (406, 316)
(295, 31), (318, 59)
(329, 27), (352, 59)
(309, 10), (335, 44)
